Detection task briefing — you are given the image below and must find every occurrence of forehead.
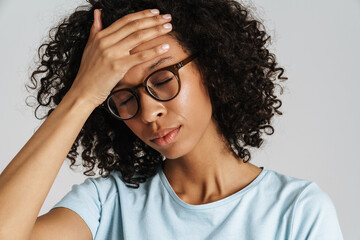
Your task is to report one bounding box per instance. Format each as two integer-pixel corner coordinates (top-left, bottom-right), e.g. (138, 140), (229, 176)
(112, 34), (188, 89)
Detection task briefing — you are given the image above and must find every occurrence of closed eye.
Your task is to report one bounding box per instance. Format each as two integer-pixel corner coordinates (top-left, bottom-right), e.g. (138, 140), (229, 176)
(119, 95), (134, 106)
(154, 77), (173, 87)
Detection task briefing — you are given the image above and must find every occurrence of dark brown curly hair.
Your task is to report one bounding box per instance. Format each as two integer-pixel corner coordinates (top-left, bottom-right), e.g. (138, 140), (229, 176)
(26, 0), (287, 188)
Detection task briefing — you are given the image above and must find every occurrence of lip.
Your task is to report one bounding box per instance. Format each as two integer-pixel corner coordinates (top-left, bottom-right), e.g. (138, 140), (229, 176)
(150, 125), (182, 146)
(150, 125), (182, 140)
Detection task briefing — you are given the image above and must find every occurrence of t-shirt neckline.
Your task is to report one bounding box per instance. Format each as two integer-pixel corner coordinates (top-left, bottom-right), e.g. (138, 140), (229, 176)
(158, 165), (268, 210)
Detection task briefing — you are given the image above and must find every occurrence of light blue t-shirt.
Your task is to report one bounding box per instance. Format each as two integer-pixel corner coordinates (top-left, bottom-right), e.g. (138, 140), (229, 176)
(51, 166), (343, 239)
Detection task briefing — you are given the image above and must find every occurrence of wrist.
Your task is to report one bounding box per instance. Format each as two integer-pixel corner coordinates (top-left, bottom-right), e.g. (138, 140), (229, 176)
(61, 88), (97, 114)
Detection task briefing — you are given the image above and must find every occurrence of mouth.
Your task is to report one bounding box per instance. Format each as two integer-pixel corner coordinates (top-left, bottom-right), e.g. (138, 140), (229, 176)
(150, 125), (182, 147)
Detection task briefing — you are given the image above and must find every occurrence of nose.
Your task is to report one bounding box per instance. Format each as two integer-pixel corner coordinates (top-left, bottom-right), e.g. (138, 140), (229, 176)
(137, 88), (167, 124)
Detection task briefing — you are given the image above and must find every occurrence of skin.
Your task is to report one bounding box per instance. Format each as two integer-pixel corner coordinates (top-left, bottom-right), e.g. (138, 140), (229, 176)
(0, 9), (264, 240)
(121, 34), (263, 205)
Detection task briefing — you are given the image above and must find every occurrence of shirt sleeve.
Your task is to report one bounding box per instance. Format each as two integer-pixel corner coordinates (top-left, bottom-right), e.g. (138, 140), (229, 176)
(290, 182), (344, 240)
(51, 177), (101, 239)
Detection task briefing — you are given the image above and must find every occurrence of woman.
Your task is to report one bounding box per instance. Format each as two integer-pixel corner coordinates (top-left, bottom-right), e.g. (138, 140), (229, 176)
(0, 0), (343, 239)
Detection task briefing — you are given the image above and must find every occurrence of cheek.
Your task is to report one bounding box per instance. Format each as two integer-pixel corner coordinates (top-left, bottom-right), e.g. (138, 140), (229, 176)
(173, 73), (213, 139)
(178, 74), (212, 122)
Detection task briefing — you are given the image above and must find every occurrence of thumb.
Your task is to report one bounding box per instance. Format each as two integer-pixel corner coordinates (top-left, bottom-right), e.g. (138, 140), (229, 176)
(89, 9), (103, 39)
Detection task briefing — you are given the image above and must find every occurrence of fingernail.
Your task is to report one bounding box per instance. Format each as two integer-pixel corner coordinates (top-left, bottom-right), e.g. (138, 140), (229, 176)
(151, 9), (160, 14)
(163, 23), (172, 29)
(162, 14), (171, 19)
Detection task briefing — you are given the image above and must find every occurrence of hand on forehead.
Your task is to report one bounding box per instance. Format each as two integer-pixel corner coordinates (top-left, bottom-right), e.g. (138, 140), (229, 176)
(130, 34), (172, 54)
(127, 34), (185, 75)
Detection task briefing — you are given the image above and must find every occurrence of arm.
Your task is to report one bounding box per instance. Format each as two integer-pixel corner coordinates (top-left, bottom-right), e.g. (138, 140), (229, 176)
(0, 89), (95, 240)
(0, 7), (172, 239)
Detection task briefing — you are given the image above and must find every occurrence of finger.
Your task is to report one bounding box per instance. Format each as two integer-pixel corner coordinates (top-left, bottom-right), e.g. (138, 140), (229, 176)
(89, 9), (103, 41)
(96, 9), (103, 31)
(99, 9), (160, 38)
(119, 22), (172, 52)
(99, 14), (172, 48)
(111, 43), (170, 81)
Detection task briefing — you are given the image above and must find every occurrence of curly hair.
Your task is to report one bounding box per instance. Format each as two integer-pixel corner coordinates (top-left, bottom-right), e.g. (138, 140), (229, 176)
(26, 0), (287, 188)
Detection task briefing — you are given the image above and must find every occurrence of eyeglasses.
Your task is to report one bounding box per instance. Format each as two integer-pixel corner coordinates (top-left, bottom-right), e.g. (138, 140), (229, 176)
(99, 53), (198, 120)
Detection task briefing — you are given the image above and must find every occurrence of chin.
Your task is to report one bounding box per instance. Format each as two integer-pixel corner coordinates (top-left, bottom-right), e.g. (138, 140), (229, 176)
(155, 136), (198, 160)
(153, 146), (184, 160)
(161, 151), (183, 160)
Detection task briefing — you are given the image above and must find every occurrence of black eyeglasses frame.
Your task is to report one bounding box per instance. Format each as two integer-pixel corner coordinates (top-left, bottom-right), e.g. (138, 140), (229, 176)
(99, 53), (199, 120)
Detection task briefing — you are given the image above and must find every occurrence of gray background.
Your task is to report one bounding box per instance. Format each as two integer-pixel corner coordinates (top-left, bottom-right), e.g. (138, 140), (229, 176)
(0, 0), (359, 239)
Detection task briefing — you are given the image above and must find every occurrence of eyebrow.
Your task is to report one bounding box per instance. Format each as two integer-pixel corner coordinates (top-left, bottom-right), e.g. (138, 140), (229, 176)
(112, 56), (174, 90)
(149, 56), (173, 71)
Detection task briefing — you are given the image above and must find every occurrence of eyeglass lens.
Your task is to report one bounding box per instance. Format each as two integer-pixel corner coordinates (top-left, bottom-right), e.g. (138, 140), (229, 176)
(107, 70), (179, 119)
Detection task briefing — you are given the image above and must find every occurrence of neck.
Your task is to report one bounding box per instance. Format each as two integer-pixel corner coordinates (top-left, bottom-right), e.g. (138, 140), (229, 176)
(162, 119), (262, 205)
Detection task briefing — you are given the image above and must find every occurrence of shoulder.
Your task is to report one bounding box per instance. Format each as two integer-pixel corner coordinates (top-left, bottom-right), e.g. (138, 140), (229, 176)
(262, 169), (344, 240)
(289, 181), (343, 239)
(260, 168), (316, 201)
(264, 169), (335, 208)
(79, 170), (158, 203)
(292, 181), (335, 213)
(54, 171), (127, 209)
(262, 168), (338, 215)
(81, 171), (128, 204)
(260, 168), (343, 239)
